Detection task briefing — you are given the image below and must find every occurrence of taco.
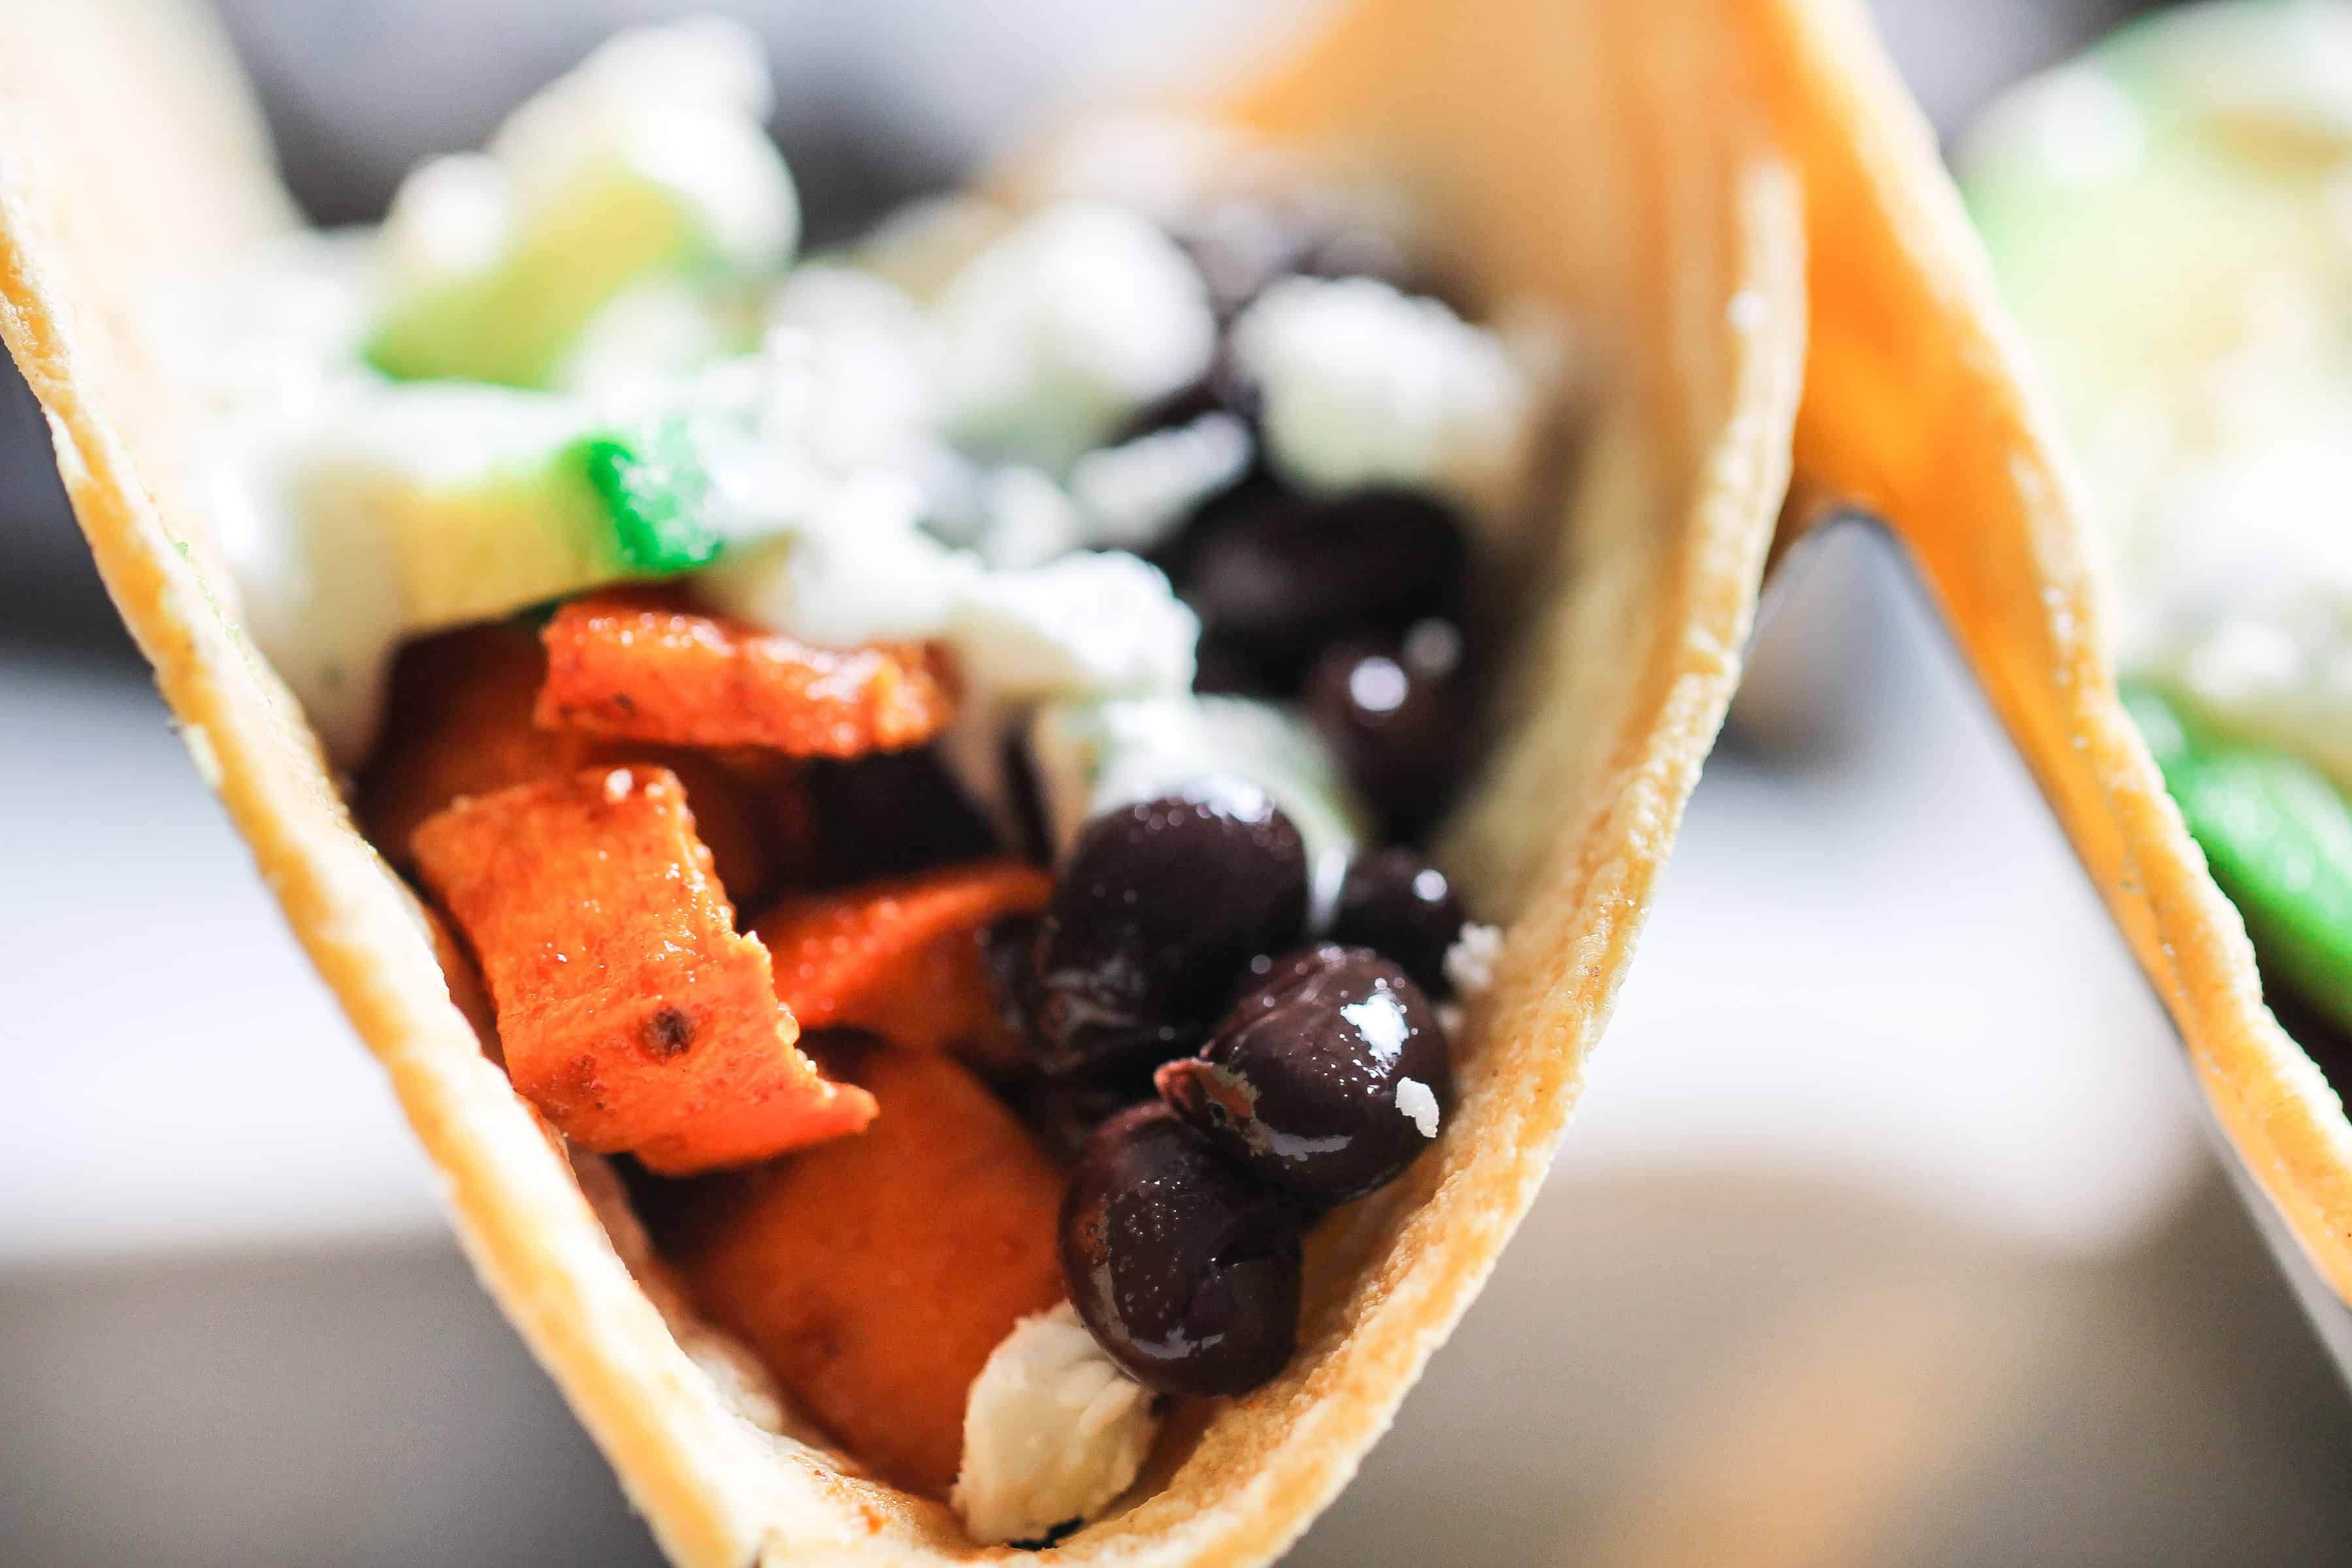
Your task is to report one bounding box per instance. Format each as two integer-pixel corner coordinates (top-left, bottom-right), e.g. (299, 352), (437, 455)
(1961, 1), (2352, 1056)
(1743, 0), (2352, 1305)
(0, 0), (1801, 1561)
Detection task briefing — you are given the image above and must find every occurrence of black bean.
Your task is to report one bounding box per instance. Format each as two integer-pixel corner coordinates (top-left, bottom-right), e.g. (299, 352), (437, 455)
(1157, 944), (1450, 1205)
(1032, 785), (1309, 1078)
(1329, 850), (1467, 997)
(1061, 1103), (1302, 1396)
(982, 915), (1163, 1158)
(1016, 1070), (1154, 1166)
(1305, 621), (1465, 837)
(1177, 482), (1465, 691)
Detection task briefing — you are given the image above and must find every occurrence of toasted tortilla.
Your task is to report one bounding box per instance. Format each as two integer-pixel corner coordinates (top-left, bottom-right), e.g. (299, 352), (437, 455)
(1741, 0), (2352, 1303)
(0, 0), (1802, 1561)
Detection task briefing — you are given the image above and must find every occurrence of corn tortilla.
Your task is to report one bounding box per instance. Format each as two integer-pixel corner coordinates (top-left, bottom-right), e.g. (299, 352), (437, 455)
(0, 0), (1803, 1560)
(1746, 0), (2352, 1301)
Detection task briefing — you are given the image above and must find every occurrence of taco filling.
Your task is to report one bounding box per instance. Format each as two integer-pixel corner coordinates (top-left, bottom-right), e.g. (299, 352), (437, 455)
(1964, 0), (2352, 1056)
(166, 18), (1563, 1544)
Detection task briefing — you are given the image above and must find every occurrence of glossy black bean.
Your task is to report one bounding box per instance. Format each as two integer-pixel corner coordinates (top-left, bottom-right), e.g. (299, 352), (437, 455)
(1032, 786), (1309, 1077)
(1177, 482), (1465, 691)
(1329, 850), (1467, 997)
(1060, 1103), (1303, 1396)
(1305, 622), (1465, 836)
(1016, 1070), (1154, 1166)
(1157, 945), (1450, 1205)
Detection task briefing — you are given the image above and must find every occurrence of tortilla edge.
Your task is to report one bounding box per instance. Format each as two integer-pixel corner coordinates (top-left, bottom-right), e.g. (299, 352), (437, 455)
(1752, 0), (2352, 1300)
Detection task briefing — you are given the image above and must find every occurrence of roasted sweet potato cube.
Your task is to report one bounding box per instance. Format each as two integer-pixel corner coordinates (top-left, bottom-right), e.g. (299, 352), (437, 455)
(536, 591), (956, 757)
(749, 861), (1051, 1067)
(666, 1047), (1065, 1497)
(359, 621), (792, 902)
(412, 766), (874, 1173)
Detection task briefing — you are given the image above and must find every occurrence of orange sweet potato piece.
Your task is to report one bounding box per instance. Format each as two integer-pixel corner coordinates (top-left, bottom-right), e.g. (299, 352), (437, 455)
(750, 861), (1051, 1070)
(411, 765), (875, 1173)
(536, 591), (956, 757)
(359, 621), (796, 903)
(666, 1047), (1066, 1496)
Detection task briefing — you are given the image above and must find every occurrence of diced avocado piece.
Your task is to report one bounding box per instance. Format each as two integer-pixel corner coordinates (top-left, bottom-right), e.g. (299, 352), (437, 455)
(363, 20), (798, 387)
(395, 420), (714, 629)
(293, 389), (718, 632)
(2125, 683), (2352, 1034)
(367, 171), (710, 389)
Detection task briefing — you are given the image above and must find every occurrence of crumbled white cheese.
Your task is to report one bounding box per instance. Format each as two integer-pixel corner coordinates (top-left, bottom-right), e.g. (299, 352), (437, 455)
(1068, 411), (1253, 554)
(973, 466), (1088, 569)
(160, 229), (381, 423)
(694, 471), (978, 648)
(978, 412), (1251, 567)
(631, 303), (941, 531)
(1026, 694), (1367, 919)
(704, 487), (1196, 717)
(1230, 274), (1535, 516)
(1442, 921), (1504, 1003)
(212, 383), (604, 763)
(1396, 1075), (1441, 1138)
(935, 201), (1216, 471)
(762, 264), (943, 472)
(953, 1303), (1159, 1547)
(491, 16), (797, 272)
(1960, 62), (2149, 195)
(379, 18), (796, 322)
(852, 193), (1011, 302)
(554, 280), (734, 397)
(2115, 423), (2352, 791)
(945, 551), (1198, 703)
(381, 153), (512, 290)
